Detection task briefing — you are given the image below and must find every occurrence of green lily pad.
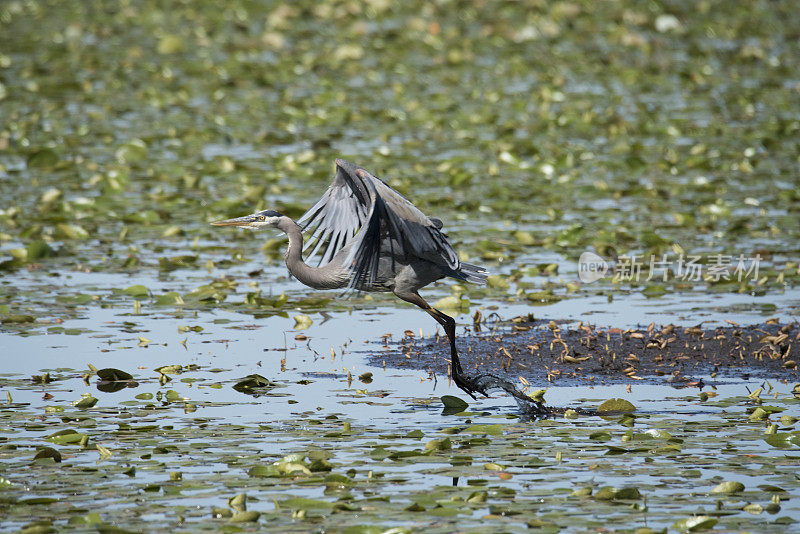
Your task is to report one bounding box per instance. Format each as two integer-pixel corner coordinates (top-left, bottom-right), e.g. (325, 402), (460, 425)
(1, 314), (36, 324)
(122, 285), (149, 298)
(33, 447), (62, 463)
(26, 240), (54, 261)
(155, 292), (184, 306)
(441, 395), (469, 415)
(464, 424), (503, 436)
(281, 497), (333, 509)
(780, 415), (798, 426)
(597, 398), (636, 413)
(425, 438), (452, 452)
(293, 314), (313, 329)
(46, 429), (86, 445)
(229, 511), (260, 523)
(55, 223), (89, 240)
(642, 284), (668, 298)
(26, 148), (59, 168)
(72, 394), (97, 409)
(96, 368), (134, 381)
(154, 365), (183, 374)
(233, 374), (273, 394)
(673, 516), (718, 531)
(593, 486), (640, 500)
(115, 139), (147, 164)
(710, 481), (745, 494)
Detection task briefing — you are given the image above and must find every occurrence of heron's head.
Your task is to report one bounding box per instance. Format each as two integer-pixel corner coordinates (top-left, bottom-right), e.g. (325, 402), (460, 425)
(210, 209), (285, 230)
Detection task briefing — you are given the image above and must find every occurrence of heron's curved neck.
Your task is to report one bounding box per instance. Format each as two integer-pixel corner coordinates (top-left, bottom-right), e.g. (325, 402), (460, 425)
(278, 218), (343, 290)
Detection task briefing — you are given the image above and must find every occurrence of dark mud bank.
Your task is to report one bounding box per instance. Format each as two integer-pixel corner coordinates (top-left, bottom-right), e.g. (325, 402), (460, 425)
(370, 317), (800, 388)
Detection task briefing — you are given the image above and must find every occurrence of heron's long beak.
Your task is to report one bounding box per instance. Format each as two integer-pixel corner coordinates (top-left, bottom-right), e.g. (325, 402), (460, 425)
(210, 215), (257, 227)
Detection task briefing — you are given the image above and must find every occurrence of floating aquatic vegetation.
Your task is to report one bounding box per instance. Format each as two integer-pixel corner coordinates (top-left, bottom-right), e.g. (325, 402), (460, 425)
(1, 0), (800, 532)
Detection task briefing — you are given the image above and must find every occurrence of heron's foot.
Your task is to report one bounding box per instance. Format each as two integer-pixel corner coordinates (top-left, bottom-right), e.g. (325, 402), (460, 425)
(453, 372), (551, 414)
(452, 370), (495, 399)
(453, 370), (489, 400)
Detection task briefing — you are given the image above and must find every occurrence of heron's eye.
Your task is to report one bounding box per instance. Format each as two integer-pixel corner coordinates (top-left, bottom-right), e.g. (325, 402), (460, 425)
(259, 216), (265, 220)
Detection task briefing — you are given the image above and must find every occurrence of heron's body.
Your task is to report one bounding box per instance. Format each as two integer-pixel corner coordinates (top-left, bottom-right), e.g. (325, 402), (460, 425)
(278, 217), (459, 293)
(212, 159), (490, 398)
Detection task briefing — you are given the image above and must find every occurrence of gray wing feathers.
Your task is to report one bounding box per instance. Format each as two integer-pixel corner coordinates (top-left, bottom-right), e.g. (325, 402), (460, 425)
(297, 159), (461, 288)
(298, 164), (369, 265)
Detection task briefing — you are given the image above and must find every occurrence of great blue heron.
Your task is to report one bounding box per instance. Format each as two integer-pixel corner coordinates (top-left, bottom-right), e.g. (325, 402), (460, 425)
(211, 159), (491, 398)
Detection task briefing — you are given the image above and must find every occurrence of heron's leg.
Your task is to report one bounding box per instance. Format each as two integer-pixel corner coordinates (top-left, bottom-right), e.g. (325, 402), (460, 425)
(395, 291), (480, 398)
(394, 291), (462, 370)
(426, 307), (462, 374)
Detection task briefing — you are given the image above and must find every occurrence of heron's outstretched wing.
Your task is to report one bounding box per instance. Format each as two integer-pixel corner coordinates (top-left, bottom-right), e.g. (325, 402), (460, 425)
(297, 159), (461, 288)
(296, 159), (370, 267)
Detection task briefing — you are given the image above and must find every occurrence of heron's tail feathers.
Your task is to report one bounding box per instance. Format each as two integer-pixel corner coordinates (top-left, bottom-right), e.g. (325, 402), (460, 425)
(458, 262), (489, 285)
